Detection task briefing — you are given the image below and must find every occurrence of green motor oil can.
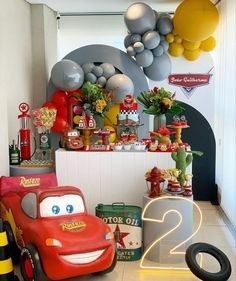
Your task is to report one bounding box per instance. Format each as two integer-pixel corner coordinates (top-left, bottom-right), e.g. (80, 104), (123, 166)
(96, 202), (142, 261)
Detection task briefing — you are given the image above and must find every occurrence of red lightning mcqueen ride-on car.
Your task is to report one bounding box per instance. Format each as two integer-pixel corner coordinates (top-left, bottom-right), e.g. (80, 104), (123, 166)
(0, 173), (116, 281)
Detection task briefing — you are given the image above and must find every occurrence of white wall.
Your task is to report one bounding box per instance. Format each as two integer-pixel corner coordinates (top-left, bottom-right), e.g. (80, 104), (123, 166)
(215, 0), (236, 228)
(0, 1), (57, 176)
(0, 0), (33, 176)
(58, 15), (126, 59)
(31, 4), (57, 108)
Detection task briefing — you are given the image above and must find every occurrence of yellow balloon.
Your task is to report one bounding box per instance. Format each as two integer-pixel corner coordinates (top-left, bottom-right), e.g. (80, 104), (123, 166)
(165, 33), (174, 43)
(182, 40), (200, 51)
(104, 103), (119, 126)
(174, 35), (182, 44)
(73, 115), (80, 125)
(183, 48), (201, 61)
(173, 0), (219, 42)
(168, 42), (184, 57)
(104, 125), (117, 143)
(200, 36), (216, 52)
(172, 29), (178, 36)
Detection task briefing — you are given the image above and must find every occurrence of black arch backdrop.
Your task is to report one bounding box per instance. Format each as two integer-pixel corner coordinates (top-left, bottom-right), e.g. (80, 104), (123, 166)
(167, 102), (217, 204)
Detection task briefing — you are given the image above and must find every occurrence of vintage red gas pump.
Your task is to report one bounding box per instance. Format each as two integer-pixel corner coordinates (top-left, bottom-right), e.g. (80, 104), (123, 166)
(146, 167), (163, 198)
(18, 102), (31, 160)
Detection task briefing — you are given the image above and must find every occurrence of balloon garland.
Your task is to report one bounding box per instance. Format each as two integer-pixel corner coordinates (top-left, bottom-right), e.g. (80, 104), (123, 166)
(123, 0), (219, 80)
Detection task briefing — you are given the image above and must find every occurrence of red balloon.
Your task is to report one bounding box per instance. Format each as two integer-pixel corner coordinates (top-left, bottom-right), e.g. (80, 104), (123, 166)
(51, 91), (68, 107)
(42, 101), (57, 109)
(57, 104), (68, 119)
(51, 116), (67, 133)
(68, 88), (82, 98)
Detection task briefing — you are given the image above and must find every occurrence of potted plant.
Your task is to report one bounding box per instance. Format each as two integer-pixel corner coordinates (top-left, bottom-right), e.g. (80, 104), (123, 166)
(137, 87), (183, 130)
(72, 82), (113, 128)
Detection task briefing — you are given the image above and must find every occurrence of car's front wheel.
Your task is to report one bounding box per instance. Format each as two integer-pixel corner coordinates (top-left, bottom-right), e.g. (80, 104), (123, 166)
(20, 245), (49, 281)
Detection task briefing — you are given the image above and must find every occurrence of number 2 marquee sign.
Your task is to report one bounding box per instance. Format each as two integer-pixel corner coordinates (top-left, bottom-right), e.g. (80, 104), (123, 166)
(140, 196), (203, 270)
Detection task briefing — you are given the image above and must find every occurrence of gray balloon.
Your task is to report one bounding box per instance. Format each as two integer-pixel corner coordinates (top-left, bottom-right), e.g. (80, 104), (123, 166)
(135, 49), (154, 67)
(100, 63), (116, 79)
(160, 35), (165, 41)
(127, 45), (136, 57)
(124, 34), (132, 48)
(130, 34), (142, 44)
(124, 2), (156, 34)
(144, 54), (171, 81)
(97, 76), (107, 87)
(153, 10), (160, 21)
(82, 62), (95, 74)
(158, 12), (171, 19)
(92, 66), (103, 77)
(85, 72), (97, 84)
(106, 74), (134, 102)
(156, 16), (173, 35)
(142, 31), (160, 50)
(133, 42), (144, 53)
(152, 45), (164, 57)
(51, 59), (84, 91)
(160, 40), (169, 52)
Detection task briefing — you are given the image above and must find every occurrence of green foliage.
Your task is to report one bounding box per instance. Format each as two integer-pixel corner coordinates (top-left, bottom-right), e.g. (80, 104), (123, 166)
(137, 87), (184, 116)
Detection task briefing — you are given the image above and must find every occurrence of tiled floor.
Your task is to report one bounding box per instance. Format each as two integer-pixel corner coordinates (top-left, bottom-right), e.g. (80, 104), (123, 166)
(15, 201), (236, 281)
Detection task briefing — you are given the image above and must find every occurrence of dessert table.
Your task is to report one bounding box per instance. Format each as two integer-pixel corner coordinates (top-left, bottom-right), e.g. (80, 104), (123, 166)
(55, 149), (192, 214)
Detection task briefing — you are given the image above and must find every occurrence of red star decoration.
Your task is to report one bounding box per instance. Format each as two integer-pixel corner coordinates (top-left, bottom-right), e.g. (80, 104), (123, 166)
(21, 104), (27, 111)
(114, 224), (129, 248)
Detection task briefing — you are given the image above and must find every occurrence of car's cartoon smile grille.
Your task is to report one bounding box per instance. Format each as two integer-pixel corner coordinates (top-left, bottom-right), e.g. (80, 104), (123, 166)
(60, 249), (105, 264)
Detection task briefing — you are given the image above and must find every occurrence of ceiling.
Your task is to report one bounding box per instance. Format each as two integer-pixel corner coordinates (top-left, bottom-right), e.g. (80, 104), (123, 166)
(25, 0), (193, 14)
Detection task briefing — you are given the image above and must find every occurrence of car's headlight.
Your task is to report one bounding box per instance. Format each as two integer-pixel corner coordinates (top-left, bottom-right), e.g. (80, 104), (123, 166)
(46, 238), (62, 248)
(105, 232), (114, 241)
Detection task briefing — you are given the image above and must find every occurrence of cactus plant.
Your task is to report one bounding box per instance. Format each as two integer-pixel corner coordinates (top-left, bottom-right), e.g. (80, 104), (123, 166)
(171, 147), (203, 187)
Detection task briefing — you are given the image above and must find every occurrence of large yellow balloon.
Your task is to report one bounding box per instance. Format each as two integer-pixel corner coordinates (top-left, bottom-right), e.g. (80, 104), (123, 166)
(104, 125), (117, 143)
(182, 40), (200, 51)
(183, 48), (201, 61)
(168, 42), (184, 57)
(200, 36), (216, 52)
(104, 103), (119, 126)
(173, 0), (219, 42)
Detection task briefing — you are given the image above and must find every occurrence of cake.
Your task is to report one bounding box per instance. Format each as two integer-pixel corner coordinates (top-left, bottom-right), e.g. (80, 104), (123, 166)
(117, 94), (140, 125)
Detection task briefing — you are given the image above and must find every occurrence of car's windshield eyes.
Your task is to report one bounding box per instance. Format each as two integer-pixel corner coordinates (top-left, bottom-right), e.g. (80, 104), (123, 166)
(68, 132), (78, 137)
(40, 194), (85, 218)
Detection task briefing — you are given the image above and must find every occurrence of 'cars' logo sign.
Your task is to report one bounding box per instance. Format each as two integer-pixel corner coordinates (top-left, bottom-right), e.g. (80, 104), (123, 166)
(168, 70), (213, 98)
(61, 221), (86, 232)
(20, 177), (40, 187)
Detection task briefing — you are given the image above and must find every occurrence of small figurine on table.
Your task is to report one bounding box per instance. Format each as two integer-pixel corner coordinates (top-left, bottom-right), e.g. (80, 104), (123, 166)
(183, 173), (193, 196)
(167, 168), (182, 193)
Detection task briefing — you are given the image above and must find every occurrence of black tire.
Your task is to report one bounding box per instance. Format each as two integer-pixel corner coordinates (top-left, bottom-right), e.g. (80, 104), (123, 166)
(4, 221), (20, 264)
(20, 245), (49, 281)
(92, 253), (117, 275)
(185, 242), (232, 281)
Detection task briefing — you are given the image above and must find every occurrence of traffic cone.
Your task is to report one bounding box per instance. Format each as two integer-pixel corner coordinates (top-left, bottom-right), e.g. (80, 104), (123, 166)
(0, 218), (17, 281)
